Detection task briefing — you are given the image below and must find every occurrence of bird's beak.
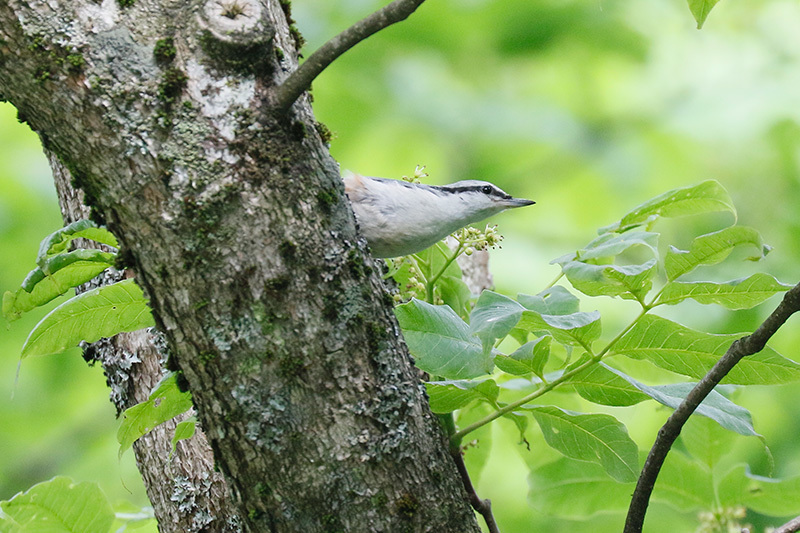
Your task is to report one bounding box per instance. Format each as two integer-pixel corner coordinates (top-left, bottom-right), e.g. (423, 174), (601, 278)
(504, 197), (536, 208)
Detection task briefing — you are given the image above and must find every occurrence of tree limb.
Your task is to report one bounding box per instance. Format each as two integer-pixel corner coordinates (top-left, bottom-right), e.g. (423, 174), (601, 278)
(774, 515), (800, 533)
(450, 447), (500, 533)
(624, 281), (800, 533)
(272, 0), (427, 114)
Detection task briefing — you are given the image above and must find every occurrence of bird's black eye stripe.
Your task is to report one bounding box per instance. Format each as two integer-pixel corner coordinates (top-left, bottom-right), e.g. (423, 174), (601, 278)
(481, 185), (493, 194)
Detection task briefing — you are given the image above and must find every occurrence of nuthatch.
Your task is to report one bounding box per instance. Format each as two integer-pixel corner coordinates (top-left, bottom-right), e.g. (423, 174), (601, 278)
(344, 173), (535, 258)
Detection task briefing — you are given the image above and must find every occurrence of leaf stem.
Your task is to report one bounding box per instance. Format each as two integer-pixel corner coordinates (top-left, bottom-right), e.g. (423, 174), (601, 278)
(450, 354), (597, 444)
(450, 305), (651, 445)
(426, 243), (463, 303)
(543, 271), (565, 290)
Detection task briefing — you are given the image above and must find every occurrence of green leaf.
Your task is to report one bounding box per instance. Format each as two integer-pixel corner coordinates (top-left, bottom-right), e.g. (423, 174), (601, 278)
(524, 405), (639, 482)
(425, 379), (499, 413)
(681, 416), (738, 472)
(665, 226), (766, 281)
(517, 309), (601, 348)
(171, 416), (197, 457)
(470, 290), (525, 349)
(601, 364), (759, 437)
(21, 279), (155, 358)
(25, 249), (116, 288)
(502, 409), (530, 446)
(395, 299), (493, 379)
(37, 219), (118, 266)
(4, 251), (115, 321)
(517, 286), (580, 315)
(554, 231), (659, 264)
(413, 241), (461, 281)
(602, 180), (735, 234)
(687, 0), (722, 29)
(109, 502), (157, 532)
(528, 458), (634, 518)
(561, 259), (657, 300)
(615, 314), (800, 385)
(0, 476), (114, 533)
(657, 273), (791, 309)
(495, 337), (551, 377)
(720, 465), (800, 516)
(438, 275), (472, 318)
(118, 372), (194, 457)
(568, 363), (650, 407)
(653, 450), (715, 511)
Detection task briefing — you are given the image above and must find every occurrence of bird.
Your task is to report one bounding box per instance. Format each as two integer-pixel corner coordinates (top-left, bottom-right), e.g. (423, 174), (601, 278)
(343, 172), (535, 258)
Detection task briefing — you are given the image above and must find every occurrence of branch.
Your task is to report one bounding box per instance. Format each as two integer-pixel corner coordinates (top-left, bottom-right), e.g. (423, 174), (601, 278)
(450, 447), (500, 533)
(624, 281), (800, 533)
(272, 0), (427, 114)
(774, 515), (800, 533)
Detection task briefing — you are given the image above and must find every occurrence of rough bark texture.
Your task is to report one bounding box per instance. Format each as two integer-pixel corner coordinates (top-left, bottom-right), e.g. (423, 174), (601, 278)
(0, 1), (480, 532)
(51, 151), (241, 532)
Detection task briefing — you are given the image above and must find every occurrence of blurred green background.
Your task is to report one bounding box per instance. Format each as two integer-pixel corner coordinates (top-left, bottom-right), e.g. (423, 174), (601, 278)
(3, 0), (800, 531)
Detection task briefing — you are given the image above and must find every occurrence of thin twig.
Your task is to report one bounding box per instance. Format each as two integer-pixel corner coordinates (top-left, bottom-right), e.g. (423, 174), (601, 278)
(450, 445), (500, 533)
(774, 515), (800, 533)
(623, 281), (800, 533)
(272, 0), (427, 114)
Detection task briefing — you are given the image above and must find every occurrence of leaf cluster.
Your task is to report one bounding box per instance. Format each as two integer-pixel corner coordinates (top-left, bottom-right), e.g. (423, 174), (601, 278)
(2, 220), (192, 463)
(393, 180), (798, 522)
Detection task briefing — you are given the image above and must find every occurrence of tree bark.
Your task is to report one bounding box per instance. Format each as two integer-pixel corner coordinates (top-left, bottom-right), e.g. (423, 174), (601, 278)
(50, 99), (242, 533)
(0, 1), (480, 532)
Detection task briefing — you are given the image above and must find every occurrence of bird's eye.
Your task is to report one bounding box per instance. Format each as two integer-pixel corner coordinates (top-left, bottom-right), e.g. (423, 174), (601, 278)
(481, 185), (493, 195)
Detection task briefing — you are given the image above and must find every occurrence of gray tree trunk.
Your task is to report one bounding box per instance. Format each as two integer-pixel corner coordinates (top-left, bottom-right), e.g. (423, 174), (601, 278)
(52, 152), (242, 533)
(0, 1), (481, 532)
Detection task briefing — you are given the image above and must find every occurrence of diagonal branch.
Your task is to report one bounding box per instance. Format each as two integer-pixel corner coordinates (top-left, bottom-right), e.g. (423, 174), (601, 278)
(624, 281), (800, 533)
(272, 0), (427, 114)
(450, 447), (500, 533)
(774, 515), (800, 533)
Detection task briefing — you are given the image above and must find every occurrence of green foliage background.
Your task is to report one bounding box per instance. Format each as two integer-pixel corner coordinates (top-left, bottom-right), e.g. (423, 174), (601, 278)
(3, 0), (800, 530)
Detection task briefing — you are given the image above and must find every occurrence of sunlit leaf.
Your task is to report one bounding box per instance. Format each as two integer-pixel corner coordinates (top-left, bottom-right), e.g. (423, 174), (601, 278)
(615, 314), (800, 385)
(653, 450), (715, 511)
(109, 501), (157, 532)
(171, 416), (197, 456)
(680, 416), (738, 472)
(601, 180), (735, 234)
(3, 250), (115, 321)
(657, 274), (791, 309)
(425, 379), (499, 413)
(665, 226), (767, 281)
(528, 458), (634, 518)
(438, 275), (472, 318)
(495, 337), (551, 377)
(395, 299), (493, 379)
(561, 259), (656, 300)
(602, 364), (759, 437)
(719, 465), (800, 516)
(0, 476), (114, 533)
(517, 286), (580, 315)
(413, 241), (461, 281)
(687, 0), (722, 29)
(517, 309), (601, 348)
(554, 231), (659, 264)
(37, 219), (118, 266)
(470, 290), (524, 349)
(524, 405), (639, 482)
(568, 362), (650, 406)
(118, 372), (194, 457)
(21, 279), (154, 358)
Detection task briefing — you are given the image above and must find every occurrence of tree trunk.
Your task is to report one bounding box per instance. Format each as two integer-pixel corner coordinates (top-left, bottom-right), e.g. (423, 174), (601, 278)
(0, 1), (480, 532)
(51, 151), (242, 533)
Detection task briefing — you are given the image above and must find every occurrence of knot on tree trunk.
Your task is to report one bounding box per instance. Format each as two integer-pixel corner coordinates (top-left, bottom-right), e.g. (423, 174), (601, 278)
(198, 0), (275, 46)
